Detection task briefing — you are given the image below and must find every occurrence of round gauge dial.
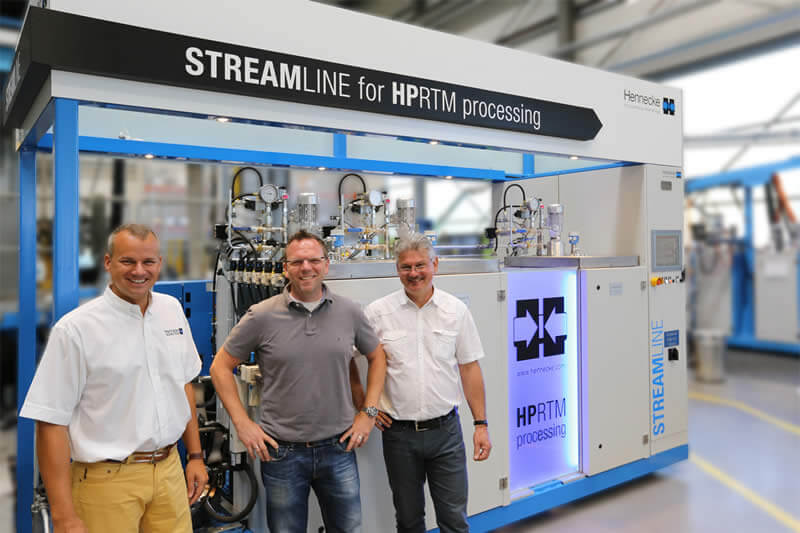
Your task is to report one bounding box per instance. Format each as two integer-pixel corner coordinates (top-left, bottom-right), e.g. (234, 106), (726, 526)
(259, 184), (279, 203)
(365, 190), (383, 206)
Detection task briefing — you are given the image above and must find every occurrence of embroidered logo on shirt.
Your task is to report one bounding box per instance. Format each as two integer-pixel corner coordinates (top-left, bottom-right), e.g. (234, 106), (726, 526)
(164, 328), (184, 336)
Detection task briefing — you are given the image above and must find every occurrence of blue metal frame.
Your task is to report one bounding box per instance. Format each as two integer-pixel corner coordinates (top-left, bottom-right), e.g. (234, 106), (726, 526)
(52, 99), (80, 320)
(17, 148), (37, 533)
(686, 156), (800, 357)
(36, 133), (511, 182)
(506, 160), (638, 180)
(430, 445), (689, 533)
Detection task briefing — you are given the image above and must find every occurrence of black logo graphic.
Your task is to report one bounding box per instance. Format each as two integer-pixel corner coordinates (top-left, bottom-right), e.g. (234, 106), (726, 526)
(662, 97), (675, 115)
(513, 297), (567, 361)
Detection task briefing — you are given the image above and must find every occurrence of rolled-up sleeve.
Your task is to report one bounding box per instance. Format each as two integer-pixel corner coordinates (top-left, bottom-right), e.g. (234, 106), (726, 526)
(19, 324), (86, 425)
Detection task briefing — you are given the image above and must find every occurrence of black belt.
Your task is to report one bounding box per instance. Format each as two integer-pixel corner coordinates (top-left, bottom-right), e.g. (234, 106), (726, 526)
(390, 408), (457, 432)
(276, 431), (346, 448)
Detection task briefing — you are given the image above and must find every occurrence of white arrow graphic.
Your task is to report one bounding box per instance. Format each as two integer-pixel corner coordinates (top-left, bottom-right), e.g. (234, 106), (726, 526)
(513, 309), (538, 344)
(544, 304), (567, 339)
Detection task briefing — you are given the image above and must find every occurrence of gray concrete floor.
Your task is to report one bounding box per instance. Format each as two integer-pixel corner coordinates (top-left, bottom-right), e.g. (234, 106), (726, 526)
(494, 350), (800, 533)
(1, 350), (797, 533)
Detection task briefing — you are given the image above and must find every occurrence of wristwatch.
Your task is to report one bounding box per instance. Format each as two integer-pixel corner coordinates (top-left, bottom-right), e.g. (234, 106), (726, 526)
(361, 406), (379, 418)
(473, 419), (488, 427)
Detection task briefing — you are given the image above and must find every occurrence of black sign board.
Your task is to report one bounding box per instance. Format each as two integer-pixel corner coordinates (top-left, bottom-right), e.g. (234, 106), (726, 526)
(3, 7), (602, 141)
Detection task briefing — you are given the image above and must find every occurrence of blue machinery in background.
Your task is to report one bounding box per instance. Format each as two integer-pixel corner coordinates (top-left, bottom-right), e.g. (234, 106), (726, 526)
(15, 98), (684, 533)
(685, 154), (800, 356)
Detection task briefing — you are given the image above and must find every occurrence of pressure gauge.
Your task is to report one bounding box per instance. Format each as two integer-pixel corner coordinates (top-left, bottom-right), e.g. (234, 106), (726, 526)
(364, 190), (383, 206)
(259, 184), (279, 203)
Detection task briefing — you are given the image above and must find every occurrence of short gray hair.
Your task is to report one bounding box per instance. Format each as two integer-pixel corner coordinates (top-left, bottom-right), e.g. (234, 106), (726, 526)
(394, 233), (436, 262)
(107, 223), (159, 256)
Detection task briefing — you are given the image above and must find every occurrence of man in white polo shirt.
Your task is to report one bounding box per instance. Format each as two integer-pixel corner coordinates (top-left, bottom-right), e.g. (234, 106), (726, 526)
(365, 233), (492, 533)
(20, 224), (207, 533)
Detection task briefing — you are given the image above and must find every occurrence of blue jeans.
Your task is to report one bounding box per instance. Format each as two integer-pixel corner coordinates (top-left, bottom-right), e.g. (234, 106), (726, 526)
(260, 435), (361, 533)
(381, 412), (469, 533)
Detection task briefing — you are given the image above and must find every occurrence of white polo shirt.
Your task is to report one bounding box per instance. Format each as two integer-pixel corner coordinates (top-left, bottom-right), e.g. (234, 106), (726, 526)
(365, 286), (485, 421)
(20, 287), (202, 463)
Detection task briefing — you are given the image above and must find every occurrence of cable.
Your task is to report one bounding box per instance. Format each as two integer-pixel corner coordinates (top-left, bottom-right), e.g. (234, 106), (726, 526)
(231, 192), (259, 204)
(233, 230), (258, 258)
(764, 182), (778, 224)
(493, 205), (511, 252)
(503, 183), (526, 209)
(338, 173), (367, 200)
(203, 460), (259, 523)
(230, 282), (240, 322)
(230, 167), (264, 200)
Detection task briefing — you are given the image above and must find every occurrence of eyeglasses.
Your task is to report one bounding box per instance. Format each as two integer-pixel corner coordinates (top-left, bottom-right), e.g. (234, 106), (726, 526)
(284, 257), (327, 268)
(398, 263), (430, 274)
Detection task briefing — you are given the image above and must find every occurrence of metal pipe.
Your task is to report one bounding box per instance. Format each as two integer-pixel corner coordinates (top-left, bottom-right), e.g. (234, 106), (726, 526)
(281, 191), (288, 245)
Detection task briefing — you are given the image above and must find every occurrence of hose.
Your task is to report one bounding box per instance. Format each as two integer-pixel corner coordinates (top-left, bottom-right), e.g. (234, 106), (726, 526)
(203, 461), (259, 523)
(338, 173), (367, 200)
(503, 183), (526, 208)
(492, 205), (511, 252)
(230, 167), (264, 202)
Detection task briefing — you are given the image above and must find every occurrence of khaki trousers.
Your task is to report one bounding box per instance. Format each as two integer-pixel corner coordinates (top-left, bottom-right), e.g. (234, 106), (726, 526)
(70, 447), (192, 533)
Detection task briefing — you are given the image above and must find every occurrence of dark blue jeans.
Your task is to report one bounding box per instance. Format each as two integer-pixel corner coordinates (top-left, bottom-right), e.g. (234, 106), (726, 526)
(260, 436), (361, 533)
(381, 412), (469, 533)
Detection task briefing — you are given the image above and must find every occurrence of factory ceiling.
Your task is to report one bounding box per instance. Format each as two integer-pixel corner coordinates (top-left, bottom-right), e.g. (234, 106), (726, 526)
(313, 0), (800, 80)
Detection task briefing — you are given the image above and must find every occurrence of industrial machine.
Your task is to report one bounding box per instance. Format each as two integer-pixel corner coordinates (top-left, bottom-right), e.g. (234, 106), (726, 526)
(686, 159), (800, 355)
(9, 2), (686, 532)
(204, 162), (688, 532)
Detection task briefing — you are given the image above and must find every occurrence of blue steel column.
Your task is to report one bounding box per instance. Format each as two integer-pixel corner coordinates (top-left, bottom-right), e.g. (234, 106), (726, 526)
(53, 98), (80, 319)
(333, 132), (347, 158)
(17, 148), (37, 533)
(742, 186), (755, 336)
(523, 153), (535, 177)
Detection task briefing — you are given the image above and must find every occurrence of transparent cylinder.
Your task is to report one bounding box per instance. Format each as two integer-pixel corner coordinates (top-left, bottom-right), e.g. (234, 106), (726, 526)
(297, 193), (319, 234)
(547, 204), (564, 256)
(396, 198), (416, 238)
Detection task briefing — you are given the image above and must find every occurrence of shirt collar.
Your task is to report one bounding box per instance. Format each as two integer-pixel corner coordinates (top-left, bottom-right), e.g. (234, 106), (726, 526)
(103, 285), (151, 317)
(282, 283), (334, 309)
(400, 285), (439, 309)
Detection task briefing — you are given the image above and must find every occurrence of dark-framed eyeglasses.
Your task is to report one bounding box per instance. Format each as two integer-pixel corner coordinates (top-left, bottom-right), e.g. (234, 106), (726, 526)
(284, 257), (327, 268)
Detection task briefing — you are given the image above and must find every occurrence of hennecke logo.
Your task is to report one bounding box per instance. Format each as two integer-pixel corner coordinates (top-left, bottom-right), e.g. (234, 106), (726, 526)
(164, 328), (184, 336)
(513, 297), (567, 360)
(662, 97), (675, 115)
(623, 89), (676, 117)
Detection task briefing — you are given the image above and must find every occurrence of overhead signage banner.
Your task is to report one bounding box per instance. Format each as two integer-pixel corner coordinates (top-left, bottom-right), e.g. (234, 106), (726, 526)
(4, 7), (603, 141)
(506, 269), (579, 494)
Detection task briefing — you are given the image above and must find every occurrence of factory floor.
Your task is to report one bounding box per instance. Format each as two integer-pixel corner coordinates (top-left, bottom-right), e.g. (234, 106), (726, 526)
(0, 350), (797, 533)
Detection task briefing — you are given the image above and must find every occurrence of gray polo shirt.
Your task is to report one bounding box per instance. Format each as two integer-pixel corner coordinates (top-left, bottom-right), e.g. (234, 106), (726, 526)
(223, 284), (379, 442)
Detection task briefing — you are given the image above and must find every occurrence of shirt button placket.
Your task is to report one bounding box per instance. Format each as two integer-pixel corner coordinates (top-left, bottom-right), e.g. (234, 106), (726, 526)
(144, 314), (166, 441)
(417, 309), (424, 418)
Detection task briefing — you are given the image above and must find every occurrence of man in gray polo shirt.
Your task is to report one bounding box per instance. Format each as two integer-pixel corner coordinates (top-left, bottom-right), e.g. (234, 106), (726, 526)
(210, 230), (386, 533)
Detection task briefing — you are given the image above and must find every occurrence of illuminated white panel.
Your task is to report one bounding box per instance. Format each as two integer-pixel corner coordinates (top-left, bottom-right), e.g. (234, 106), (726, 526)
(506, 268), (579, 496)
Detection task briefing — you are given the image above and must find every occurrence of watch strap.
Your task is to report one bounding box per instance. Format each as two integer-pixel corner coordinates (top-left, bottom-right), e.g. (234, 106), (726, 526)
(473, 419), (488, 427)
(187, 452), (204, 461)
